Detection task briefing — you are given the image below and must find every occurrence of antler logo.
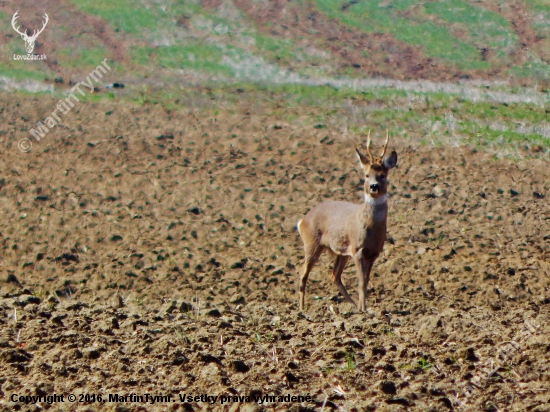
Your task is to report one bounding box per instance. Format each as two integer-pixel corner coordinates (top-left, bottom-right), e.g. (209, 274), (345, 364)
(11, 10), (49, 54)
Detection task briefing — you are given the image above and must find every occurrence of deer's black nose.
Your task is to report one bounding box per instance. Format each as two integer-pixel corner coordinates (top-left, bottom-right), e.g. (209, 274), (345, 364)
(370, 183), (380, 192)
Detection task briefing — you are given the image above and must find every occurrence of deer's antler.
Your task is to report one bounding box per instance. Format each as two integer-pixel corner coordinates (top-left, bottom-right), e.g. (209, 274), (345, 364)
(380, 130), (389, 158)
(366, 130), (374, 164)
(11, 11), (27, 37)
(11, 12), (48, 40)
(30, 13), (48, 39)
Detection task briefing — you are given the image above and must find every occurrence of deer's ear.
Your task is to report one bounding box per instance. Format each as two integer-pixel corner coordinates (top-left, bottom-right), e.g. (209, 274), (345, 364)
(355, 148), (370, 166)
(383, 151), (398, 170)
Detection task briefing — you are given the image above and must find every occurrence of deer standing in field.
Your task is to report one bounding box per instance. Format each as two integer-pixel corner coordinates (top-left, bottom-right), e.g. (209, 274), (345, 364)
(297, 132), (398, 311)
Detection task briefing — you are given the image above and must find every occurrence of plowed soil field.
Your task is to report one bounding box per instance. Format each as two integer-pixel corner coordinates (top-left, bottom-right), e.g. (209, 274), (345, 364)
(1, 95), (549, 411)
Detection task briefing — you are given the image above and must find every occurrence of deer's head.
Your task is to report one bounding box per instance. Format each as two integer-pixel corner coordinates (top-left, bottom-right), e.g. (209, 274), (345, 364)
(12, 11), (49, 54)
(356, 131), (398, 199)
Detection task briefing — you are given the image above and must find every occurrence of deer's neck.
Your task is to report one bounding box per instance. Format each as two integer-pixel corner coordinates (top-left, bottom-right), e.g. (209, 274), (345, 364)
(364, 193), (387, 206)
(362, 193), (388, 223)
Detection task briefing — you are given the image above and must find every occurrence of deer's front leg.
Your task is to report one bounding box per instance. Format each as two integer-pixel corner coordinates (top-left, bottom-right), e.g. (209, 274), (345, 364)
(354, 249), (374, 312)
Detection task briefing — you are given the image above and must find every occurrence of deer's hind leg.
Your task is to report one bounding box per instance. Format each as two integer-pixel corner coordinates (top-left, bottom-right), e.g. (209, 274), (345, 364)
(298, 243), (324, 310)
(332, 254), (354, 305)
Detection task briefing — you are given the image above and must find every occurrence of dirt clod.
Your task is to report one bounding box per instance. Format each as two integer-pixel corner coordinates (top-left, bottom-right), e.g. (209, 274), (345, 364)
(380, 380), (397, 395)
(232, 360), (250, 373)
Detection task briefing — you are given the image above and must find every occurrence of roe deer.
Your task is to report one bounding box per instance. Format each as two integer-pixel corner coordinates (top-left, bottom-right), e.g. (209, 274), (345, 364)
(297, 131), (397, 311)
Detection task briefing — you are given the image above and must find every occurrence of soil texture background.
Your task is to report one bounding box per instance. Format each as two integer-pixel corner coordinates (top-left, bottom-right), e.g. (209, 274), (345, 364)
(0, 95), (549, 411)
